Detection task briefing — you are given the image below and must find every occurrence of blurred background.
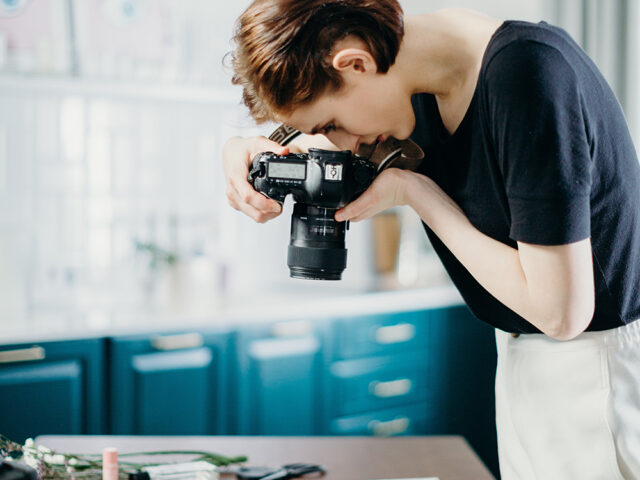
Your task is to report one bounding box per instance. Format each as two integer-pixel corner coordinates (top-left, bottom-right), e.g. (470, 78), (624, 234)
(0, 0), (638, 331)
(0, 1), (637, 477)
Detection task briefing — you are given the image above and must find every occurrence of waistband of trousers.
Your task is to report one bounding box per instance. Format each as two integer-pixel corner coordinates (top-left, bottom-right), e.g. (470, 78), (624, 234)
(496, 318), (640, 352)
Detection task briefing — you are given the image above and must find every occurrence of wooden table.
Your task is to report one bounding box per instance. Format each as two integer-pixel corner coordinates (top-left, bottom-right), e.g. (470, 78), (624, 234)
(35, 436), (495, 480)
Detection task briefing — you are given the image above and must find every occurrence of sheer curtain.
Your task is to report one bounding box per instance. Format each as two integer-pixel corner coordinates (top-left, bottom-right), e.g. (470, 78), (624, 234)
(555, 0), (639, 147)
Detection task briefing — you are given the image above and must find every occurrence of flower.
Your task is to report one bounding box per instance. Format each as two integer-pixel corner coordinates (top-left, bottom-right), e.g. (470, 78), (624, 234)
(0, 434), (248, 479)
(43, 454), (66, 466)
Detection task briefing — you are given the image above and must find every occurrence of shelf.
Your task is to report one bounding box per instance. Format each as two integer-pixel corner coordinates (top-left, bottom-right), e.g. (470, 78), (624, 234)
(0, 73), (241, 104)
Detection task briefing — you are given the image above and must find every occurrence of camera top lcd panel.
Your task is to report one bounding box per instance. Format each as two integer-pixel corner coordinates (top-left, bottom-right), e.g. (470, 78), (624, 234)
(249, 148), (375, 208)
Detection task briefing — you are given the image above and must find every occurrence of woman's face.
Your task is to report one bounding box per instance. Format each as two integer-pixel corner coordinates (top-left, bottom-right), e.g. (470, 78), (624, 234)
(280, 53), (416, 152)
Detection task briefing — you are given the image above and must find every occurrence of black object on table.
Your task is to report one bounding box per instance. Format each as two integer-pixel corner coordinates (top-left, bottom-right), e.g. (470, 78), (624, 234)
(0, 461), (38, 480)
(220, 463), (326, 479)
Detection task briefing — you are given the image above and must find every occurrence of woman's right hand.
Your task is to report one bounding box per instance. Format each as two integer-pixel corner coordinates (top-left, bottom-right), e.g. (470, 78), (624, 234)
(222, 136), (289, 223)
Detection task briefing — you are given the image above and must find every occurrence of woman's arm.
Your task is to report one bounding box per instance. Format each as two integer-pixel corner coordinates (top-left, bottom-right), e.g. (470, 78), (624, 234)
(336, 169), (595, 339)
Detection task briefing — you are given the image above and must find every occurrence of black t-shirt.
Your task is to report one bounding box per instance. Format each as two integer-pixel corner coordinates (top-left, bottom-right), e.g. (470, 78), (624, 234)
(410, 20), (640, 333)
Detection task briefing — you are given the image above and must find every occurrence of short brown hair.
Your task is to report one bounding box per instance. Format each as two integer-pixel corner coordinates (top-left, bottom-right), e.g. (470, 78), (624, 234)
(230, 0), (405, 124)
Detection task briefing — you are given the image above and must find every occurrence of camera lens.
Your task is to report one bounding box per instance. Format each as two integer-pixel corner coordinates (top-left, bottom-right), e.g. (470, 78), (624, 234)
(287, 203), (347, 280)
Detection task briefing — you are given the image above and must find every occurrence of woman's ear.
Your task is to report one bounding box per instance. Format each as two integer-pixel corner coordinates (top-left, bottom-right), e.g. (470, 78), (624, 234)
(332, 48), (377, 75)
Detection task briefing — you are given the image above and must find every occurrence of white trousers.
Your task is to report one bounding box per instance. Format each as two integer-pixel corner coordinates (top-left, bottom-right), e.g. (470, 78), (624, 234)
(495, 320), (640, 480)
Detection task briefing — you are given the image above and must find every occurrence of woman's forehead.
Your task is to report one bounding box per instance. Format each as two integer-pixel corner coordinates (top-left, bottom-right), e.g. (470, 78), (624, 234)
(279, 97), (334, 133)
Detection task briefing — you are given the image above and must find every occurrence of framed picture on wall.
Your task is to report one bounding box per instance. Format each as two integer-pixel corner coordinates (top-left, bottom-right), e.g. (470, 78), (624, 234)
(71, 0), (168, 79)
(0, 0), (72, 73)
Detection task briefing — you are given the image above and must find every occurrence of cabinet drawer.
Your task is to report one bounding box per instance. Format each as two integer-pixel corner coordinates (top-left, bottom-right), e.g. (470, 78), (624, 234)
(329, 403), (431, 436)
(330, 351), (430, 416)
(333, 310), (430, 359)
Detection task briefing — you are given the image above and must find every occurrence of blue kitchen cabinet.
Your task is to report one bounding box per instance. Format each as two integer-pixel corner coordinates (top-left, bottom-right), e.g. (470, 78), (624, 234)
(234, 321), (324, 435)
(108, 329), (232, 435)
(322, 309), (433, 435)
(323, 305), (498, 476)
(0, 338), (105, 443)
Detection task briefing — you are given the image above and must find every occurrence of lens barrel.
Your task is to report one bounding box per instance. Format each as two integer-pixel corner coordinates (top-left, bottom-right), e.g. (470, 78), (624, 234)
(287, 203), (347, 280)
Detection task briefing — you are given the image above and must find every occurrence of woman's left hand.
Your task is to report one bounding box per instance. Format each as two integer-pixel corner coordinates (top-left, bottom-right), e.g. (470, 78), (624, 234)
(335, 168), (411, 222)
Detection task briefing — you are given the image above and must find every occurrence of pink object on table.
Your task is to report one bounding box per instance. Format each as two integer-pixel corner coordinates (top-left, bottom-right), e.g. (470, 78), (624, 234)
(102, 447), (119, 480)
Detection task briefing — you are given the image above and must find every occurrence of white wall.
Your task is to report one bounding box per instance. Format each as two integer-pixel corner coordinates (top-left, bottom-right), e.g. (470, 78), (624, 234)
(400, 0), (555, 21)
(1, 0), (636, 328)
(626, 0), (640, 148)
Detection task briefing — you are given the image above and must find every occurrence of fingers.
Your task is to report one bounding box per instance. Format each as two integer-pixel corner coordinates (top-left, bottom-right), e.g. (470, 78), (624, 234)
(232, 171), (282, 212)
(335, 191), (377, 222)
(223, 135), (290, 224)
(226, 183), (282, 223)
(336, 169), (409, 222)
(249, 136), (289, 161)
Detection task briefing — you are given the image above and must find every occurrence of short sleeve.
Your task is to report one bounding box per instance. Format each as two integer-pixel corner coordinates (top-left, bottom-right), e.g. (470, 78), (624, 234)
(484, 40), (593, 245)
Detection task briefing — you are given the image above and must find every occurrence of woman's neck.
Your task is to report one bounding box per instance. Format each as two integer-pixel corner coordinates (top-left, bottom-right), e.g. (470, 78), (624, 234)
(393, 9), (503, 133)
(395, 9), (503, 99)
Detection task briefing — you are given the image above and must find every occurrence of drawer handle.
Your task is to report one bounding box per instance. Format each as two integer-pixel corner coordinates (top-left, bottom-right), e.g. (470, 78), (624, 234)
(374, 323), (415, 345)
(151, 333), (203, 351)
(369, 378), (413, 398)
(368, 417), (410, 437)
(271, 320), (312, 337)
(0, 346), (46, 364)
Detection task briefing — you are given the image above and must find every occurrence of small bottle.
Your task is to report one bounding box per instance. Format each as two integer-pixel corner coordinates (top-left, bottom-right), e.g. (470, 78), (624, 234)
(102, 447), (119, 480)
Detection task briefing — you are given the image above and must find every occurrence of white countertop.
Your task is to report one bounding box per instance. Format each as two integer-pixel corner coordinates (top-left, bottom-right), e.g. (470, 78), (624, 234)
(0, 285), (463, 345)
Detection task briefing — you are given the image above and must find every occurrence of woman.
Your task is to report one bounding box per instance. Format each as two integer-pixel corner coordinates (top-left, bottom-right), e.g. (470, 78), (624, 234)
(222, 1), (640, 478)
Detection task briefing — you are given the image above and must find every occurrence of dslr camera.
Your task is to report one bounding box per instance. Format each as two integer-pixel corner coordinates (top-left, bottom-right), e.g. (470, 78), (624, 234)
(248, 148), (376, 280)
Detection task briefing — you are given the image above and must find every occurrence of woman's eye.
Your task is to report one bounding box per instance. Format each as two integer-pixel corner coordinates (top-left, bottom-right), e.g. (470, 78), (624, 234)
(322, 123), (336, 134)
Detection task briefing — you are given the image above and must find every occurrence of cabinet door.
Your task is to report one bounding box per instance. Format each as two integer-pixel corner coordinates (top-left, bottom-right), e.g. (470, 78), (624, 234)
(235, 321), (323, 435)
(109, 330), (231, 435)
(0, 338), (105, 443)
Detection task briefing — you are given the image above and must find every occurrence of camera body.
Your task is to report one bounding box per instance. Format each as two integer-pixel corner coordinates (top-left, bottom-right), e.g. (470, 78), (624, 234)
(248, 148), (377, 280)
(249, 148), (376, 207)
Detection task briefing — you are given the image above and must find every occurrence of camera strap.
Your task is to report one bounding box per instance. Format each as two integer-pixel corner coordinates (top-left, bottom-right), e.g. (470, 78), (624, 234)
(366, 136), (425, 172)
(268, 123), (425, 172)
(268, 124), (303, 146)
